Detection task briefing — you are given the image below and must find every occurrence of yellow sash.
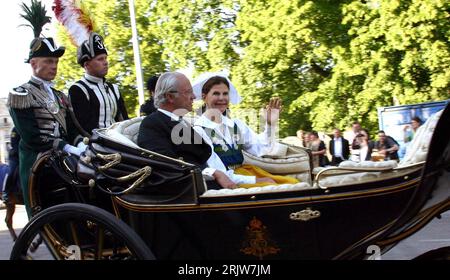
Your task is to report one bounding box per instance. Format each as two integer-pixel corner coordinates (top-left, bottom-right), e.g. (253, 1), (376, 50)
(234, 164), (299, 188)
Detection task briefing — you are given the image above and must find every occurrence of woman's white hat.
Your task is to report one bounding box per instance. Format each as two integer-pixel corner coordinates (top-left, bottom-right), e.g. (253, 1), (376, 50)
(192, 72), (242, 104)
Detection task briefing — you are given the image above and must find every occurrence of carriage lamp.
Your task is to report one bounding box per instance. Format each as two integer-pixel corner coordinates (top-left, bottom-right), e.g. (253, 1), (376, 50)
(88, 179), (96, 188)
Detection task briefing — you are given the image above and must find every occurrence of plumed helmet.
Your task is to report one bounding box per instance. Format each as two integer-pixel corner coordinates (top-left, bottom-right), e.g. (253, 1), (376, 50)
(25, 37), (65, 63)
(77, 32), (108, 66)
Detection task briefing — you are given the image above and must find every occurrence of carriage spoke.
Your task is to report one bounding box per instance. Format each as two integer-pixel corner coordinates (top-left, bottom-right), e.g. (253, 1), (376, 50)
(95, 226), (105, 260)
(10, 203), (154, 260)
(69, 221), (81, 247)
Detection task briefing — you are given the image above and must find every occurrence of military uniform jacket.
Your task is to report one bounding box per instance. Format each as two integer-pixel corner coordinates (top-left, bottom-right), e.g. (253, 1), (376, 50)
(8, 77), (82, 154)
(8, 77), (83, 211)
(69, 74), (128, 135)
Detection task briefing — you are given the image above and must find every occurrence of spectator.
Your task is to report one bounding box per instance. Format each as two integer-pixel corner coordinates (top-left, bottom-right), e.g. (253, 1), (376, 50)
(375, 130), (399, 161)
(308, 131), (328, 168)
(329, 128), (350, 165)
(403, 116), (422, 143)
(354, 129), (374, 161)
(296, 130), (306, 147)
(140, 75), (159, 116)
(348, 121), (362, 149)
(281, 129), (305, 148)
(304, 131), (312, 148)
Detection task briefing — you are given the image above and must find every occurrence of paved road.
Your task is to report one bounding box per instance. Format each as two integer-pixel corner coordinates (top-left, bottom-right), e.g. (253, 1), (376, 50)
(382, 211), (450, 260)
(0, 205), (52, 260)
(0, 205), (28, 260)
(0, 205), (448, 260)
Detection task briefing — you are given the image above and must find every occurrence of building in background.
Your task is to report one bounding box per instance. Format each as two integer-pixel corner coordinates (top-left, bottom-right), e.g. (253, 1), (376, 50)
(0, 98), (13, 163)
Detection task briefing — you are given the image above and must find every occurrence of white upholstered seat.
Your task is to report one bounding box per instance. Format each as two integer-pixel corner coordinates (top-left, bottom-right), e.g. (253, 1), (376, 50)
(103, 116), (144, 148)
(102, 116), (314, 196)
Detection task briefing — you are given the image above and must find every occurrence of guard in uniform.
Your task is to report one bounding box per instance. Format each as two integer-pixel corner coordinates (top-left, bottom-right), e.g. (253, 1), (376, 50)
(8, 37), (85, 215)
(69, 32), (128, 135)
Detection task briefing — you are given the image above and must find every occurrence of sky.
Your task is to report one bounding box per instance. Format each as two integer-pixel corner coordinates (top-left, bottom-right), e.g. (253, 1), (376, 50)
(0, 0), (195, 100)
(0, 0), (56, 98)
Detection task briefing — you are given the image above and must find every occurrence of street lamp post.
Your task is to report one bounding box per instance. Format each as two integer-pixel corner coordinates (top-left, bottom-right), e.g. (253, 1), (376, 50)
(128, 0), (145, 114)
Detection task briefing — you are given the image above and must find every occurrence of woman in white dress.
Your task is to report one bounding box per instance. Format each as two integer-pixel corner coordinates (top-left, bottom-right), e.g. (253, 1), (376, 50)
(192, 73), (298, 188)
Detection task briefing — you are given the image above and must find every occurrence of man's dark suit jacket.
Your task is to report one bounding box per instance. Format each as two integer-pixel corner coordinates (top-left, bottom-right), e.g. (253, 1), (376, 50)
(329, 137), (350, 164)
(137, 110), (211, 167)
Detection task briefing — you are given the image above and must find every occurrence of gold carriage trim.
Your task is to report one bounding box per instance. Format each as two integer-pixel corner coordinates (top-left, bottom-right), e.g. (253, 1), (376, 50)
(240, 217), (280, 259)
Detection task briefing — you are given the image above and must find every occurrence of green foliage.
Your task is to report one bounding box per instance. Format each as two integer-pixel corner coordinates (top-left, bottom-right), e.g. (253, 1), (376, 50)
(306, 0), (450, 133)
(56, 0), (167, 116)
(20, 0), (52, 38)
(54, 0), (449, 134)
(233, 0), (351, 136)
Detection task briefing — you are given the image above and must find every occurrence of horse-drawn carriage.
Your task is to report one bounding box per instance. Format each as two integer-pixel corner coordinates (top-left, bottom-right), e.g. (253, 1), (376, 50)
(10, 104), (450, 260)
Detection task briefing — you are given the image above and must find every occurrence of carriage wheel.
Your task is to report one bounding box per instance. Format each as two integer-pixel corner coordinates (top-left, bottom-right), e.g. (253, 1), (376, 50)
(10, 203), (155, 260)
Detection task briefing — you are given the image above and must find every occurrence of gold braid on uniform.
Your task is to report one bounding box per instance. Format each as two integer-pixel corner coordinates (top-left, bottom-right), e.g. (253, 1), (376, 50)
(7, 85), (35, 109)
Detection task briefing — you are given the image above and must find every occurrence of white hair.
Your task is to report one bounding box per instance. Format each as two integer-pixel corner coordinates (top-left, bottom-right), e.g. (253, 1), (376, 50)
(153, 72), (182, 108)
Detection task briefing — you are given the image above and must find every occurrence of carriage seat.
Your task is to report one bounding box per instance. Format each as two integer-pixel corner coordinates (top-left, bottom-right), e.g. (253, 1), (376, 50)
(201, 182), (312, 197)
(102, 116), (314, 196)
(104, 117), (144, 148)
(315, 109), (443, 188)
(315, 160), (403, 188)
(398, 110), (442, 166)
(242, 146), (312, 184)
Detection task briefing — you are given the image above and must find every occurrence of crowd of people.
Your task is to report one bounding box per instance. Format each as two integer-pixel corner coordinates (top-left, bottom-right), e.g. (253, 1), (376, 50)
(291, 118), (422, 168)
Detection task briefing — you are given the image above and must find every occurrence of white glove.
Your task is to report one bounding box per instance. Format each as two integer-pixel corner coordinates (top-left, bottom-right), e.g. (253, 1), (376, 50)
(63, 144), (84, 156)
(77, 141), (88, 151)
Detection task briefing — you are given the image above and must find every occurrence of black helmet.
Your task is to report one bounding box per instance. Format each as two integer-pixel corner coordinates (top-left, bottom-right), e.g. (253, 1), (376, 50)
(77, 32), (108, 66)
(25, 37), (65, 63)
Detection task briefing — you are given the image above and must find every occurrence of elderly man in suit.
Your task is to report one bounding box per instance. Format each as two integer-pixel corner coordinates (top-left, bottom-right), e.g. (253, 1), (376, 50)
(137, 72), (236, 189)
(329, 128), (350, 165)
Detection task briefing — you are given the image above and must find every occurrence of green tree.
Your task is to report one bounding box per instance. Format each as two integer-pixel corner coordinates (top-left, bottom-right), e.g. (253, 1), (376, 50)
(232, 0), (350, 136)
(55, 0), (167, 116)
(302, 0), (450, 133)
(54, 0), (449, 136)
(55, 0), (240, 116)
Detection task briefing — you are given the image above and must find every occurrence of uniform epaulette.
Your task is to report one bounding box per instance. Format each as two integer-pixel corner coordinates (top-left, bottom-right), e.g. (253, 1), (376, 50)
(7, 85), (34, 109)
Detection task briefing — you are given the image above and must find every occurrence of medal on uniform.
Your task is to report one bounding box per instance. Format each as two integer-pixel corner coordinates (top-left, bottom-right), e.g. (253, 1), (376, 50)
(233, 134), (240, 143)
(45, 99), (59, 114)
(221, 143), (229, 152)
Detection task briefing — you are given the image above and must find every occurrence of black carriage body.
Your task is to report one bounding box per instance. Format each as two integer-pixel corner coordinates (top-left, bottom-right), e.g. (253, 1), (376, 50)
(112, 169), (418, 260)
(25, 104), (449, 260)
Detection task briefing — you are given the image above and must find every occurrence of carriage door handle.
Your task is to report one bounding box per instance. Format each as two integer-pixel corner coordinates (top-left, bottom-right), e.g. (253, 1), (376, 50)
(290, 208), (321, 221)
